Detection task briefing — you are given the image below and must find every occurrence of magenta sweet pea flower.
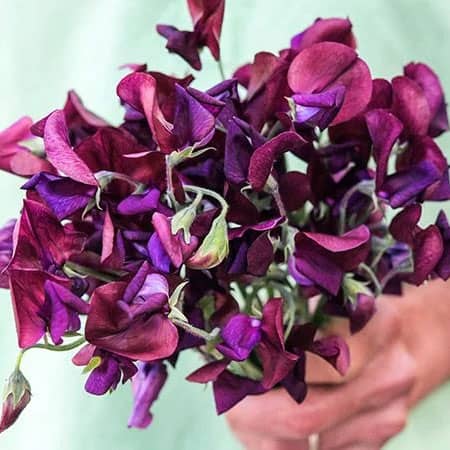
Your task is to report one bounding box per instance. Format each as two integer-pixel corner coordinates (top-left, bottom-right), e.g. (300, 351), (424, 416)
(0, 116), (53, 177)
(0, 219), (16, 288)
(288, 42), (372, 125)
(217, 314), (262, 361)
(290, 17), (356, 52)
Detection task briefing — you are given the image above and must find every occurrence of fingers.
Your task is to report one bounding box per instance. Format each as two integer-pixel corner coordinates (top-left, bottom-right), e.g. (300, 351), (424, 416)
(232, 396), (407, 450)
(319, 396), (408, 449)
(307, 296), (402, 384)
(227, 342), (416, 441)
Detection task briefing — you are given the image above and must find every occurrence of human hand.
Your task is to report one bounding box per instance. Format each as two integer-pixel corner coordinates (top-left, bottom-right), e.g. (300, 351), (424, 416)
(226, 282), (450, 450)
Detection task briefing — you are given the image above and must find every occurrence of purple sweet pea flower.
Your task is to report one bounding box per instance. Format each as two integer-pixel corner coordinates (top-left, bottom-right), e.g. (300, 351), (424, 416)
(156, 25), (202, 70)
(435, 211), (450, 280)
(128, 362), (168, 429)
(22, 172), (96, 220)
(217, 314), (262, 361)
(73, 344), (137, 396)
(43, 280), (90, 345)
(292, 85), (346, 130)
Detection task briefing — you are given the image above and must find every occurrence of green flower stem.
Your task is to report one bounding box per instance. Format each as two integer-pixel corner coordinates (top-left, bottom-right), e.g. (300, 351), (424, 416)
(14, 337), (87, 372)
(25, 337), (87, 353)
(171, 318), (219, 342)
(359, 262), (382, 296)
(183, 185), (229, 214)
(217, 59), (226, 81)
(63, 261), (124, 283)
(165, 154), (178, 209)
(338, 179), (375, 235)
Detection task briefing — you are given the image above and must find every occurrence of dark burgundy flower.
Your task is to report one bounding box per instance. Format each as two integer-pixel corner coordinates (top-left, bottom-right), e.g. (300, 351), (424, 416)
(117, 72), (217, 153)
(187, 359), (266, 415)
(365, 109), (403, 190)
(257, 298), (298, 389)
(187, 0), (225, 60)
(390, 204), (444, 285)
(85, 262), (179, 360)
(346, 293), (377, 333)
(248, 131), (306, 191)
(31, 90), (108, 145)
(391, 75), (431, 137)
(292, 225), (371, 295)
(235, 50), (292, 130)
(288, 42), (372, 125)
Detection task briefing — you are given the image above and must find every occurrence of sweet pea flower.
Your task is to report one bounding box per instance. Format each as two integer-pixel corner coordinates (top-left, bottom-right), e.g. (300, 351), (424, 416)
(288, 42), (372, 126)
(31, 90), (108, 145)
(217, 314), (262, 361)
(0, 369), (31, 434)
(85, 261), (179, 361)
(0, 219), (16, 288)
(72, 344), (137, 396)
(291, 225), (371, 295)
(290, 17), (356, 52)
(128, 362), (168, 429)
(0, 116), (53, 177)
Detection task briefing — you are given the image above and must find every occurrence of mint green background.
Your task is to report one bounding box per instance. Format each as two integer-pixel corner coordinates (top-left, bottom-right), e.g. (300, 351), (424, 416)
(0, 1), (449, 449)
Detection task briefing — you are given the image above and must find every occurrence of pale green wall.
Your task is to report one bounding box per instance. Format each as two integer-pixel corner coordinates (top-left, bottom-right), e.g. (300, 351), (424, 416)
(0, 1), (449, 449)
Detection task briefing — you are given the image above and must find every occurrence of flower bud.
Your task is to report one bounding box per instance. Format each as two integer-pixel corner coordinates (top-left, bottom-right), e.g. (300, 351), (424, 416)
(0, 369), (31, 433)
(171, 200), (199, 244)
(187, 213), (229, 269)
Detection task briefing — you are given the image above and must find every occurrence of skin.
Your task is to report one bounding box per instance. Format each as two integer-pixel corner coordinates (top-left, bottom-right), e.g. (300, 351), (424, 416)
(227, 279), (450, 450)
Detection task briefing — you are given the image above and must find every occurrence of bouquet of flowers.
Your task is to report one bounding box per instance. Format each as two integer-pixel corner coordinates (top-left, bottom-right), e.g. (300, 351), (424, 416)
(1, 0), (449, 433)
